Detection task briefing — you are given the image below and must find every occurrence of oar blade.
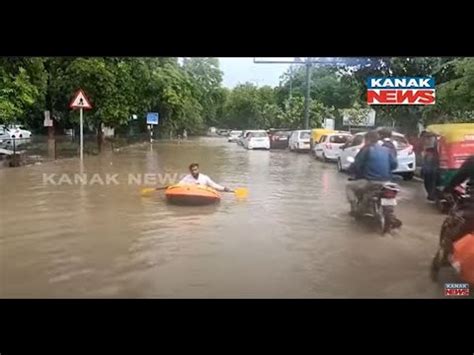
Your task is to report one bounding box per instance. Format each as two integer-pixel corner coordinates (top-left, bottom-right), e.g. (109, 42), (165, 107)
(234, 187), (248, 199)
(140, 187), (158, 197)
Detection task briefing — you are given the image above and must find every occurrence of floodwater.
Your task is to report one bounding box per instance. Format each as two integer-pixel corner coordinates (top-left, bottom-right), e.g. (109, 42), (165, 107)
(0, 137), (465, 298)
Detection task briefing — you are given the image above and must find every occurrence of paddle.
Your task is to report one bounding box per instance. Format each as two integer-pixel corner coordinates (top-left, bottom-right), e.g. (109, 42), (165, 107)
(140, 185), (248, 198)
(140, 186), (169, 197)
(232, 187), (248, 199)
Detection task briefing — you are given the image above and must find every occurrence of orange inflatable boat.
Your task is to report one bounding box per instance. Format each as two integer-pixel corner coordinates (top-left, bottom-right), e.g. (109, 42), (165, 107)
(165, 184), (221, 206)
(452, 233), (474, 285)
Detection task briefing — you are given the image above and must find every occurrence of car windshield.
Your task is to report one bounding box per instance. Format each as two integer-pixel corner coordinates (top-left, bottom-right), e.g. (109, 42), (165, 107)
(299, 131), (310, 139)
(250, 132), (267, 138)
(330, 135), (351, 144)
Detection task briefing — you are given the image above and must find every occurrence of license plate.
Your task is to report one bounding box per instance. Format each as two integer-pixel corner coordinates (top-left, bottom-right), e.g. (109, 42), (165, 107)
(381, 198), (397, 206)
(279, 137), (288, 140)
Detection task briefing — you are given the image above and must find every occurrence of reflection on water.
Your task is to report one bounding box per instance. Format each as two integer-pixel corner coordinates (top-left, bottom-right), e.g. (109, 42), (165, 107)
(0, 137), (459, 298)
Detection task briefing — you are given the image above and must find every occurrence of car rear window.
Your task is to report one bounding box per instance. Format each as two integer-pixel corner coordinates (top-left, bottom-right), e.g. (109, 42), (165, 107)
(392, 135), (410, 150)
(330, 135), (351, 144)
(275, 131), (291, 136)
(299, 131), (310, 139)
(250, 132), (268, 138)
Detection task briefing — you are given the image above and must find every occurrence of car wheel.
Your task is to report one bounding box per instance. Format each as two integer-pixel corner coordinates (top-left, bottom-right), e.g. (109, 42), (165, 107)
(322, 153), (329, 162)
(402, 172), (414, 181)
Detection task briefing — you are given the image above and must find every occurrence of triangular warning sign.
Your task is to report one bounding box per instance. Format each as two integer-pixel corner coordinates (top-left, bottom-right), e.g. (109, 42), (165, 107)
(70, 89), (93, 110)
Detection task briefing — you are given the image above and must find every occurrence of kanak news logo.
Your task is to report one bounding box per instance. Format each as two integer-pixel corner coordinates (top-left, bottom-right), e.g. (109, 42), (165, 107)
(367, 77), (436, 105)
(444, 283), (470, 296)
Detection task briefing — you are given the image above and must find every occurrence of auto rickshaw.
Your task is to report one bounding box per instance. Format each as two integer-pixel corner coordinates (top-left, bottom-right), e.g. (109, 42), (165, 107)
(423, 123), (474, 211)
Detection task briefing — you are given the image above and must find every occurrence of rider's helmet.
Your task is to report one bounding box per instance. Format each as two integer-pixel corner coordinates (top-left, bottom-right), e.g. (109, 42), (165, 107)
(378, 127), (393, 140)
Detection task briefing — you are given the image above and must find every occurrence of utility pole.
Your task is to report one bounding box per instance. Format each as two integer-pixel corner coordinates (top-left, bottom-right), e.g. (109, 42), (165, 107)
(289, 65), (293, 100)
(303, 58), (312, 130)
(253, 58), (360, 129)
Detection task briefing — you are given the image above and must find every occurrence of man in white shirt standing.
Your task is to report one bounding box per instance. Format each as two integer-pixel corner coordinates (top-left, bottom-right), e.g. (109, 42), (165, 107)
(178, 163), (233, 192)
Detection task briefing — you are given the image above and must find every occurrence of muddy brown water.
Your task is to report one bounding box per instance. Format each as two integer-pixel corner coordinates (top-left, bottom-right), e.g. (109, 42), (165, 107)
(0, 137), (466, 298)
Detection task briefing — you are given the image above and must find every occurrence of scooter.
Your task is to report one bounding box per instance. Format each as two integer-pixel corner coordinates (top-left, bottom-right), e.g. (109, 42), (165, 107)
(346, 156), (401, 235)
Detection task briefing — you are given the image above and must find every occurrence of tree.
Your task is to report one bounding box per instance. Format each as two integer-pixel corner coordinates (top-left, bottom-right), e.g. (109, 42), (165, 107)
(425, 58), (474, 123)
(0, 58), (47, 125)
(182, 58), (224, 128)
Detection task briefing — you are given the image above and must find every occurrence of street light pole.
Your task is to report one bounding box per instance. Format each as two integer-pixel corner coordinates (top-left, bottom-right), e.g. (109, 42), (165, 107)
(303, 59), (312, 130)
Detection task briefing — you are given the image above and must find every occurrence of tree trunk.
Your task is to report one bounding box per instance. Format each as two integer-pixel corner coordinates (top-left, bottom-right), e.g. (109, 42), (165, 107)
(97, 121), (104, 153)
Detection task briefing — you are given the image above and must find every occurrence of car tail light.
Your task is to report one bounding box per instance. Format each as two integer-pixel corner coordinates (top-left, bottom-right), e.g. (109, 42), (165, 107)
(325, 143), (332, 149)
(382, 189), (398, 198)
(406, 145), (414, 155)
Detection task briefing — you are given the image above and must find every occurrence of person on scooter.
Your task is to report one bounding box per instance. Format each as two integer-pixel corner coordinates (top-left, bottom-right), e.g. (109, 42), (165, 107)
(431, 155), (474, 279)
(346, 130), (399, 226)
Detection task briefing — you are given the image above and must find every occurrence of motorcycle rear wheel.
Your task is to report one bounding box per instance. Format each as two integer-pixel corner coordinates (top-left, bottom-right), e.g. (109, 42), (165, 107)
(375, 204), (386, 235)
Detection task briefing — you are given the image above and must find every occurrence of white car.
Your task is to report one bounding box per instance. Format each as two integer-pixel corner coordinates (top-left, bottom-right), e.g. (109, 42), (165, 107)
(288, 130), (311, 152)
(313, 132), (352, 161)
(228, 130), (242, 142)
(0, 130), (12, 149)
(243, 130), (270, 150)
(338, 131), (416, 180)
(1, 125), (32, 139)
(238, 130), (259, 146)
(237, 130), (249, 146)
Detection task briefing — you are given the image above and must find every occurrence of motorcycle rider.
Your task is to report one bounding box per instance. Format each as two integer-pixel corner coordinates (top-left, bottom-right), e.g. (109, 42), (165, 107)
(346, 130), (400, 227)
(378, 128), (397, 159)
(431, 155), (474, 280)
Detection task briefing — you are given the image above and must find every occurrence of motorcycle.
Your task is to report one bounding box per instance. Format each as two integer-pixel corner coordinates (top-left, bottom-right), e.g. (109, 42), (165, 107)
(346, 156), (401, 235)
(430, 184), (473, 283)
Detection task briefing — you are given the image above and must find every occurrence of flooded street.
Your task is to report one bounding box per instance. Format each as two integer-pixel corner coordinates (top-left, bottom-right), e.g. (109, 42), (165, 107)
(0, 137), (458, 298)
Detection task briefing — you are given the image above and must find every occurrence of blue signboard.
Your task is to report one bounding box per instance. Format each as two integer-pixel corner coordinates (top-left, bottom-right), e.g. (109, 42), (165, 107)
(146, 112), (159, 125)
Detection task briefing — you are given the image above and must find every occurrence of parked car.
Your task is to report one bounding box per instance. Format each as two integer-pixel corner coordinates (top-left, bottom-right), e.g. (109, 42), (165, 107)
(0, 129), (12, 149)
(243, 131), (270, 150)
(310, 128), (336, 150)
(238, 130), (257, 146)
(268, 129), (292, 149)
(1, 125), (32, 139)
(338, 131), (416, 180)
(289, 130), (311, 152)
(313, 132), (352, 161)
(228, 130), (243, 142)
(217, 129), (230, 136)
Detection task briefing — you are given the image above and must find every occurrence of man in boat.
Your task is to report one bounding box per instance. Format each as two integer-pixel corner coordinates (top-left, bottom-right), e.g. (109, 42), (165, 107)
(178, 163), (233, 192)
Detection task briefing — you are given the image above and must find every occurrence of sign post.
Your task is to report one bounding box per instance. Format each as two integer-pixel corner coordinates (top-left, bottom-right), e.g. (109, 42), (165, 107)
(146, 112), (159, 143)
(70, 89), (93, 162)
(44, 110), (56, 159)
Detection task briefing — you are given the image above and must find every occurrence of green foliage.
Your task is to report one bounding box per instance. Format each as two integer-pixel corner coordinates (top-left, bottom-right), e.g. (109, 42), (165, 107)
(1, 56), (472, 141)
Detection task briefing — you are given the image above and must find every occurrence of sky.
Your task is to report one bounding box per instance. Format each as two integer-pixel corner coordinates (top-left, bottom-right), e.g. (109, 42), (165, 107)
(218, 58), (291, 88)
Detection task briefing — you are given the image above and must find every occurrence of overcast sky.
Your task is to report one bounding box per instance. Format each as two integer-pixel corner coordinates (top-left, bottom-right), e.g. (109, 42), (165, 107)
(218, 58), (291, 88)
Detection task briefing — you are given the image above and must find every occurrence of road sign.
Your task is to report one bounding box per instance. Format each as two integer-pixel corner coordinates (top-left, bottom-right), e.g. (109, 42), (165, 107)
(44, 111), (53, 127)
(69, 89), (92, 163)
(147, 112), (159, 125)
(70, 89), (92, 110)
(342, 109), (376, 127)
(324, 118), (335, 130)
